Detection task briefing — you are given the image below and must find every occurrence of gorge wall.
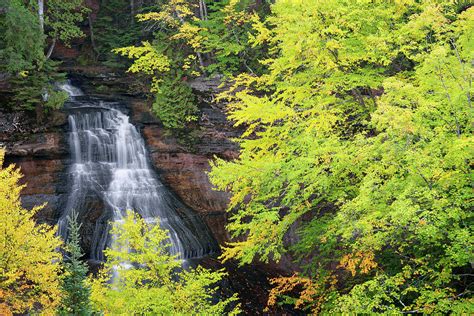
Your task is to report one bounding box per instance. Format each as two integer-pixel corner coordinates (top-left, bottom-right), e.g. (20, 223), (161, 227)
(1, 109), (69, 226)
(0, 1), (296, 313)
(1, 70), (238, 248)
(1, 73), (296, 314)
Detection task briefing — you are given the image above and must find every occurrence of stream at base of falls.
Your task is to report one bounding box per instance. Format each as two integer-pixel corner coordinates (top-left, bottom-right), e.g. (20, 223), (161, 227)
(57, 82), (218, 261)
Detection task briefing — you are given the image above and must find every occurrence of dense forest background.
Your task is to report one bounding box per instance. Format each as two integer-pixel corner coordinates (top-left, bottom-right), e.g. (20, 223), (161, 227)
(0, 0), (473, 314)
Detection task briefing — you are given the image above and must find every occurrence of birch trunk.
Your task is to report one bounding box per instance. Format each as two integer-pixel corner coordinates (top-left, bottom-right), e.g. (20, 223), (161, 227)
(38, 0), (44, 31)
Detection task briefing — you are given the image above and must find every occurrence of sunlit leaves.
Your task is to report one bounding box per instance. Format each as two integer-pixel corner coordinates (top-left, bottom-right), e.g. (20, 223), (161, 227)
(267, 274), (336, 314)
(209, 1), (474, 313)
(114, 41), (170, 92)
(114, 42), (170, 77)
(89, 211), (240, 315)
(0, 150), (62, 314)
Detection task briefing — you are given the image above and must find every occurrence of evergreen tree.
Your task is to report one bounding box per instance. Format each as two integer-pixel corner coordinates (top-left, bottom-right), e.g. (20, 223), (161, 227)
(0, 0), (44, 74)
(58, 211), (92, 315)
(0, 0), (88, 112)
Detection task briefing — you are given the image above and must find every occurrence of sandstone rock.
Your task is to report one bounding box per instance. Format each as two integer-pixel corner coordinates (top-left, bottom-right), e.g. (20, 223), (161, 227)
(188, 75), (228, 95)
(49, 111), (68, 127)
(130, 100), (160, 125)
(8, 132), (68, 158)
(129, 97), (241, 245)
(21, 193), (64, 225)
(12, 158), (65, 194)
(0, 111), (35, 141)
(1, 108), (69, 228)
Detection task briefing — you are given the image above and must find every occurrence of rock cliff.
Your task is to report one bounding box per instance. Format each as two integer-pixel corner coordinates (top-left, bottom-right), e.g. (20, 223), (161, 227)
(1, 69), (294, 315)
(1, 109), (69, 225)
(1, 70), (238, 247)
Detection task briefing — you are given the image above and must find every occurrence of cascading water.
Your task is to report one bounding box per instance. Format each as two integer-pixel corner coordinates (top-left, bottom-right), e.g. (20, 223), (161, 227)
(57, 81), (84, 97)
(58, 81), (217, 261)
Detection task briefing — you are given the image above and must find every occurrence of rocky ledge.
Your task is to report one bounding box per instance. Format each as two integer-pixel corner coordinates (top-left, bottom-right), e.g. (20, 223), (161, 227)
(1, 109), (69, 225)
(128, 76), (241, 245)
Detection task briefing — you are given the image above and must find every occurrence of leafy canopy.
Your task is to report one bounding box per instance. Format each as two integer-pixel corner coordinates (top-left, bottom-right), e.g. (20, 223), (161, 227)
(114, 0), (268, 128)
(209, 1), (474, 313)
(0, 149), (63, 315)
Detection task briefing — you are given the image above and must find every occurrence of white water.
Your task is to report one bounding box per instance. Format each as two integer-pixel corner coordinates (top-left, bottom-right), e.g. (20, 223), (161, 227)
(58, 83), (217, 261)
(58, 80), (84, 97)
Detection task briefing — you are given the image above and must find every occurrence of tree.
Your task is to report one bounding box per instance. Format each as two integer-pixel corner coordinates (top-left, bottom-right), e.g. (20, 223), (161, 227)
(0, 0), (88, 71)
(91, 0), (143, 66)
(43, 0), (89, 59)
(58, 211), (92, 316)
(38, 0), (44, 31)
(209, 1), (473, 313)
(113, 0), (268, 128)
(0, 0), (45, 74)
(10, 59), (69, 112)
(0, 149), (63, 315)
(90, 211), (240, 315)
(0, 0), (88, 112)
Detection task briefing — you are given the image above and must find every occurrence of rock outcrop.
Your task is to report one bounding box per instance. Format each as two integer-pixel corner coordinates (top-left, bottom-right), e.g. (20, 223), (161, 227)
(1, 110), (69, 225)
(1, 71), (295, 315)
(1, 72), (239, 248)
(128, 76), (241, 246)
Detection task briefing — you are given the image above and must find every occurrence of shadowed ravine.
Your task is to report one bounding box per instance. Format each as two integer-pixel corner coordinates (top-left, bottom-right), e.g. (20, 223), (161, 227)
(57, 82), (218, 261)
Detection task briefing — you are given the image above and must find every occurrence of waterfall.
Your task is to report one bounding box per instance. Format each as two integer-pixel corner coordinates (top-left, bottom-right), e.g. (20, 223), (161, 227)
(58, 82), (217, 261)
(57, 80), (84, 97)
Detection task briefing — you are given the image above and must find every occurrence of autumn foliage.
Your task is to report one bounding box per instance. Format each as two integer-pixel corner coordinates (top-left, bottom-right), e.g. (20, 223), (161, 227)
(0, 150), (63, 314)
(209, 1), (474, 313)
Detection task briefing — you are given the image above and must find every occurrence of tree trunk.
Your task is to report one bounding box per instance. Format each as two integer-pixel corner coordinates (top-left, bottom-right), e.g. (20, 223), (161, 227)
(203, 0), (208, 20)
(38, 0), (44, 31)
(199, 0), (208, 20)
(130, 0), (135, 25)
(45, 37), (57, 60)
(197, 52), (205, 71)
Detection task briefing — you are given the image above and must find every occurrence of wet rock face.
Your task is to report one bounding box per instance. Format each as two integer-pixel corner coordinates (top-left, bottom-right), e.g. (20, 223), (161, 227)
(7, 132), (67, 157)
(1, 73), (241, 246)
(1, 113), (69, 226)
(129, 92), (241, 246)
